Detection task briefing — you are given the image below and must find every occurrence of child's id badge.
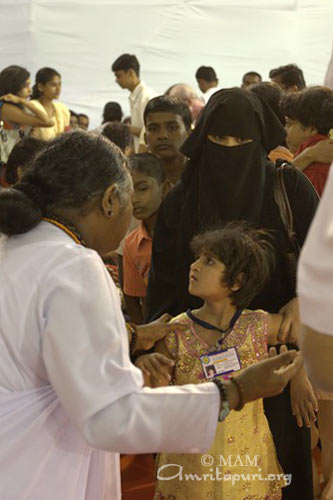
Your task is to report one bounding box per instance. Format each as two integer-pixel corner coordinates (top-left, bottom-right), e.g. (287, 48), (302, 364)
(200, 347), (241, 380)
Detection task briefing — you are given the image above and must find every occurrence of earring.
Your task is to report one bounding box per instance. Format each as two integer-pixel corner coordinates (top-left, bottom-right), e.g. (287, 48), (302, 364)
(107, 210), (113, 217)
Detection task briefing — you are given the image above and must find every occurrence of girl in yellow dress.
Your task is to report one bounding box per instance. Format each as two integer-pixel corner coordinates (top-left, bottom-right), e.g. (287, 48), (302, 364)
(153, 222), (289, 500)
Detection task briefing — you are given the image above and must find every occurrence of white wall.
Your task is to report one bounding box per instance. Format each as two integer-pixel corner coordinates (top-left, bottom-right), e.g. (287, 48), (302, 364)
(0, 0), (332, 127)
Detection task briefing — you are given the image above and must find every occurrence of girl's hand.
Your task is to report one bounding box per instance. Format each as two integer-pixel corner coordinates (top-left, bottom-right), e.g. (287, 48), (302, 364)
(0, 93), (23, 104)
(135, 353), (175, 387)
(278, 297), (300, 344)
(290, 367), (318, 427)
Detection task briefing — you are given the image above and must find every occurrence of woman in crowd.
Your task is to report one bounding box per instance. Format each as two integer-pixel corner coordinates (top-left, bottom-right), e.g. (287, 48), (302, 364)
(0, 131), (300, 500)
(30, 67), (70, 140)
(146, 88), (319, 500)
(0, 65), (52, 166)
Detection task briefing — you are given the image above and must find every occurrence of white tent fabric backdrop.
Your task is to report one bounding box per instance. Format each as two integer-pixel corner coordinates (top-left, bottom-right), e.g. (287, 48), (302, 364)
(0, 0), (332, 128)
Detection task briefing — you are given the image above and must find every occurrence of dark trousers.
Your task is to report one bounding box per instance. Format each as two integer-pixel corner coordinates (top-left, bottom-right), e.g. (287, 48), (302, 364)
(264, 383), (313, 500)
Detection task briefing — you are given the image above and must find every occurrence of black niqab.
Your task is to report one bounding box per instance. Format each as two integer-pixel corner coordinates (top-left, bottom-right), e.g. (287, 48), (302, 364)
(181, 88), (286, 228)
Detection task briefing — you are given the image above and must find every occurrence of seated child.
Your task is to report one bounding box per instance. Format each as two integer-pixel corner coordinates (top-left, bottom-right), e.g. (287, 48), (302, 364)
(282, 86), (333, 196)
(143, 96), (192, 183)
(123, 153), (170, 323)
(147, 221), (315, 500)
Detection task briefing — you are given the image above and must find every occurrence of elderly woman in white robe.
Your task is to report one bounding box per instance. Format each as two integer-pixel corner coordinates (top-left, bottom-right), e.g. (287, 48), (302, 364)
(0, 131), (300, 500)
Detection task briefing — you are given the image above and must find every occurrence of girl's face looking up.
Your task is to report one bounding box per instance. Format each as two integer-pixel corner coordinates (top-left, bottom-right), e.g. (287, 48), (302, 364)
(207, 135), (253, 147)
(189, 252), (238, 301)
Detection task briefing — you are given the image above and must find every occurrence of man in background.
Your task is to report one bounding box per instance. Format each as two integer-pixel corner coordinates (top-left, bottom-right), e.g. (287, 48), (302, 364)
(112, 53), (156, 152)
(241, 71), (262, 88)
(269, 63), (306, 93)
(195, 65), (219, 103)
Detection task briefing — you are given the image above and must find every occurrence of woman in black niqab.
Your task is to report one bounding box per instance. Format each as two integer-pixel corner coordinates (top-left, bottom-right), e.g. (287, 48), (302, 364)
(146, 88), (318, 500)
(181, 87), (286, 230)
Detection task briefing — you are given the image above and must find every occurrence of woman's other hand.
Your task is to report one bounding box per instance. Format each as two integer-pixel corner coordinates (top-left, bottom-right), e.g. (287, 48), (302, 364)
(135, 353), (175, 387)
(290, 364), (318, 427)
(235, 346), (302, 405)
(278, 297), (299, 344)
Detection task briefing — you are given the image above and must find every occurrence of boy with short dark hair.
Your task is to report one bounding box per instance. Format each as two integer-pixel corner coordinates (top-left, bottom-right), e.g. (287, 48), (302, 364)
(123, 153), (170, 323)
(111, 53), (155, 152)
(143, 95), (191, 184)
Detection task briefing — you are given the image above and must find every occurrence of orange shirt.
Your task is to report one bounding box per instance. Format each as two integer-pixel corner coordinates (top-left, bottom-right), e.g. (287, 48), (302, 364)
(123, 223), (152, 297)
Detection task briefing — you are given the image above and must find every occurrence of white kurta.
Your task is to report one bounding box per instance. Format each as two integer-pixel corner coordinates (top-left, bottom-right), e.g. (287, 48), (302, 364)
(0, 222), (220, 500)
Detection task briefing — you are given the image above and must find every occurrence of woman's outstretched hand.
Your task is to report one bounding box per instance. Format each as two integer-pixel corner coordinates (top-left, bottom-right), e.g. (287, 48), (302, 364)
(134, 314), (186, 352)
(232, 346), (302, 408)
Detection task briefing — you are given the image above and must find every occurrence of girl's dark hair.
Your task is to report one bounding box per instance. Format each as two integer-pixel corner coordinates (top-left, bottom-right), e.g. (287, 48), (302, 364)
(31, 67), (61, 100)
(0, 131), (130, 236)
(5, 137), (47, 185)
(0, 65), (30, 96)
(102, 102), (123, 123)
(281, 86), (333, 135)
(190, 221), (275, 309)
(249, 81), (285, 126)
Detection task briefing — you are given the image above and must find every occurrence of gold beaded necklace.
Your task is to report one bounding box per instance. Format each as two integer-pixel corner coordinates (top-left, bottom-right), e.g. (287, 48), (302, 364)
(43, 215), (86, 246)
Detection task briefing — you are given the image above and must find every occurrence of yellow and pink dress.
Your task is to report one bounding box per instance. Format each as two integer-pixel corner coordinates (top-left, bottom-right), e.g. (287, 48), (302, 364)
(155, 310), (286, 500)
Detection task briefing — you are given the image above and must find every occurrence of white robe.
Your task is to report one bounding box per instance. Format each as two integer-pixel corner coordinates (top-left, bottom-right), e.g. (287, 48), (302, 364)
(0, 222), (220, 500)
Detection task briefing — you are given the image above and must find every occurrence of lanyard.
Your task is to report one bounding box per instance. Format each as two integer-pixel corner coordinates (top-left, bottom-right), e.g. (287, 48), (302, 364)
(186, 308), (243, 344)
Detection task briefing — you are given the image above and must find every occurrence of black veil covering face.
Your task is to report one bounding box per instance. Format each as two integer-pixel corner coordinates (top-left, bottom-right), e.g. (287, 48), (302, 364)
(181, 87), (286, 229)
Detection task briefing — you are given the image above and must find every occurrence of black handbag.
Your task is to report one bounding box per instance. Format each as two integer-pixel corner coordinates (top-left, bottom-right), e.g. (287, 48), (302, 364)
(273, 162), (301, 289)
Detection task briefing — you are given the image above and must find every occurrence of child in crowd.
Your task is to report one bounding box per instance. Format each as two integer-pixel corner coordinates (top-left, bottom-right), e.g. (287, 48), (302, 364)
(282, 86), (333, 196)
(102, 122), (132, 156)
(5, 136), (47, 184)
(123, 153), (170, 324)
(143, 96), (191, 183)
(145, 221), (316, 500)
(78, 113), (89, 130)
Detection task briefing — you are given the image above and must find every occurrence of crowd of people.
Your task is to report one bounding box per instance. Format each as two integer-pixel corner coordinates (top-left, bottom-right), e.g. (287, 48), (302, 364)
(0, 51), (333, 500)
